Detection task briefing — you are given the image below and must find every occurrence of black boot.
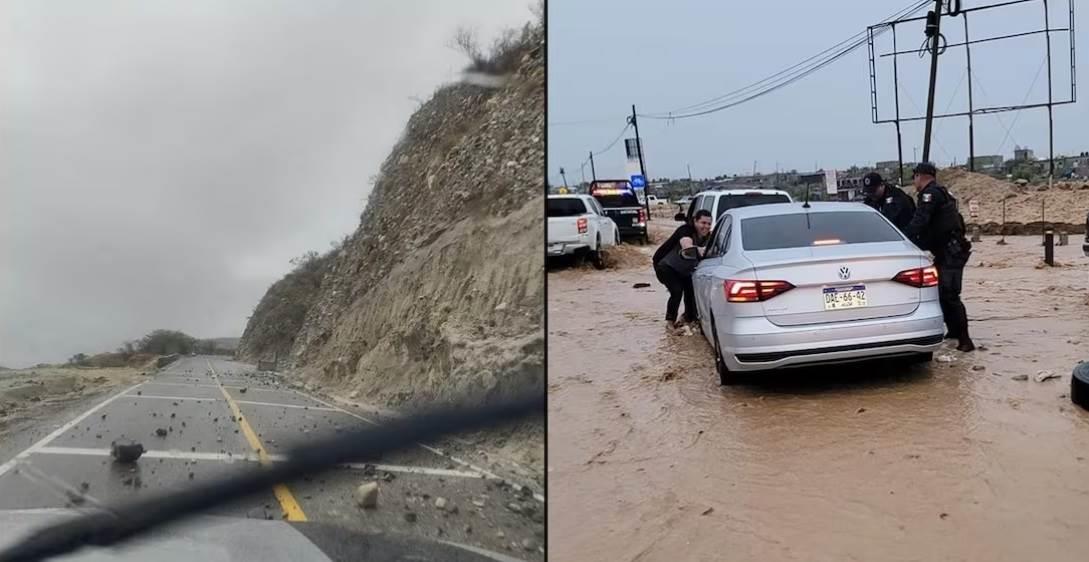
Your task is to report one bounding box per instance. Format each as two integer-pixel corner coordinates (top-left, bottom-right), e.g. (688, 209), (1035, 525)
(956, 326), (975, 352)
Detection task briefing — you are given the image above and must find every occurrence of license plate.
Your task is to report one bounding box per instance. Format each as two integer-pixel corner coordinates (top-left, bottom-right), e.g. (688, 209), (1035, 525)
(823, 284), (867, 310)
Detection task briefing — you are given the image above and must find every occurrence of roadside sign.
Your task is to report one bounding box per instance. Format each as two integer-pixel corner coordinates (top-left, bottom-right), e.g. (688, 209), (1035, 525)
(824, 169), (838, 195)
(630, 174), (646, 188)
(969, 199), (979, 219)
(624, 138), (642, 160)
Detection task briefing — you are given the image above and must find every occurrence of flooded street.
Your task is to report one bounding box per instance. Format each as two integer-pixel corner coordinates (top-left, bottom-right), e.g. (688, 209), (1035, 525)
(548, 230), (1089, 561)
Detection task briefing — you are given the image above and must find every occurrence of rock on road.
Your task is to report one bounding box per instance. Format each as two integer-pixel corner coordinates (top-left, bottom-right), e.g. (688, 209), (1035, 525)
(0, 355), (543, 560)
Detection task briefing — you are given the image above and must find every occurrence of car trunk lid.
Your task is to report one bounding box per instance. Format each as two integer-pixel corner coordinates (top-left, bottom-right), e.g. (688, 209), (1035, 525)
(749, 242), (925, 326)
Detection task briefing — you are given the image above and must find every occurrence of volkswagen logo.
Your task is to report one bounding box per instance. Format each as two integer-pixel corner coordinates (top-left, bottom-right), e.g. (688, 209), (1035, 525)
(838, 266), (851, 280)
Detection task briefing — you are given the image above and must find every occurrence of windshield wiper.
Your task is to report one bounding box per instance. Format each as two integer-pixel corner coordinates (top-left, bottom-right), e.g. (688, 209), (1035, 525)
(0, 392), (542, 562)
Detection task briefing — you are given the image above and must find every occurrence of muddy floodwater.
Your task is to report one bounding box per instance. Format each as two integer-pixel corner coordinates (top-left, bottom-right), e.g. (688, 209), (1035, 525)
(548, 231), (1089, 561)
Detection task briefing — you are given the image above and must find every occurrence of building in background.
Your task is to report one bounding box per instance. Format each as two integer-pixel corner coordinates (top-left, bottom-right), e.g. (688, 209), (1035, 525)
(1013, 146), (1036, 162)
(968, 155), (1004, 172)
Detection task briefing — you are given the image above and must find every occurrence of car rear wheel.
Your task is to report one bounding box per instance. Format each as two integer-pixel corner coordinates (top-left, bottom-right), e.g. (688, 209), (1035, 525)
(909, 352), (934, 364)
(1072, 361), (1089, 411)
(710, 313), (735, 386)
(590, 234), (606, 270)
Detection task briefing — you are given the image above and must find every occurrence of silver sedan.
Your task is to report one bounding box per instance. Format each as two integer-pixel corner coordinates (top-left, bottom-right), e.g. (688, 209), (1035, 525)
(691, 202), (944, 385)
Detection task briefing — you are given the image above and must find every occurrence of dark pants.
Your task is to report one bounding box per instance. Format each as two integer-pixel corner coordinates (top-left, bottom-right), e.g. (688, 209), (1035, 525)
(936, 262), (970, 341)
(654, 264), (697, 323)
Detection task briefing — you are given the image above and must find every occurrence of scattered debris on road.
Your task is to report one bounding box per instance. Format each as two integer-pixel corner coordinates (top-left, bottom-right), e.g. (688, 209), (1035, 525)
(1035, 370), (1061, 383)
(110, 440), (145, 463)
(354, 482), (379, 509)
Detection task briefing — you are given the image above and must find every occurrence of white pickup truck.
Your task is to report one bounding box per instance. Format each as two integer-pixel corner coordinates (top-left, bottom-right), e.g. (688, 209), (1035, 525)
(547, 194), (619, 269)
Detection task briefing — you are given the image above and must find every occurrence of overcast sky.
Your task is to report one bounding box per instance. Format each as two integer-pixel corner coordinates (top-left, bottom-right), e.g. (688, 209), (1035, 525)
(0, 0), (533, 368)
(549, 0), (1086, 185)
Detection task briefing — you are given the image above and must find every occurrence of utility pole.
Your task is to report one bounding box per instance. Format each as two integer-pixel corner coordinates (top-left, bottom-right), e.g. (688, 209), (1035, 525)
(963, 14), (976, 172)
(589, 151), (597, 181)
(921, 0), (945, 163)
(629, 104), (651, 219)
(687, 163), (694, 195)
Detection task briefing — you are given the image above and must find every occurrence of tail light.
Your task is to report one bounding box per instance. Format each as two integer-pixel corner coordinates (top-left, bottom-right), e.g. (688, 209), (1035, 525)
(577, 217), (588, 234)
(637, 209), (647, 224)
(724, 279), (795, 302)
(893, 266), (939, 287)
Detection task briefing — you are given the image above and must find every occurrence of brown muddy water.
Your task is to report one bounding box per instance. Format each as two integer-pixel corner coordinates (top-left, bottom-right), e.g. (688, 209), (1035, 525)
(548, 231), (1089, 561)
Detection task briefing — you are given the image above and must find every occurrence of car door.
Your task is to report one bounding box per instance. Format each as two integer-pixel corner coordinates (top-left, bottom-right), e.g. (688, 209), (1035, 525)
(587, 197), (616, 246)
(686, 195), (704, 224)
(693, 215), (732, 333)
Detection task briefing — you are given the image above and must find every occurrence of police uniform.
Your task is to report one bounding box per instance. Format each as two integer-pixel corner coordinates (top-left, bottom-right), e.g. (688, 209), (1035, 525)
(904, 163), (975, 352)
(861, 172), (915, 231)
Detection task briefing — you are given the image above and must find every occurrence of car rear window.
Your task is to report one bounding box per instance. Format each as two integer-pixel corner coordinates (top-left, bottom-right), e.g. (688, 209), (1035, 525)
(741, 211), (903, 251)
(594, 193), (641, 208)
(717, 193), (790, 215)
(547, 198), (588, 217)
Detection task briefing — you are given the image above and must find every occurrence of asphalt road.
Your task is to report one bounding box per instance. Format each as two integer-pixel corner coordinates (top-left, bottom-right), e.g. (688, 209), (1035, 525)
(0, 356), (544, 560)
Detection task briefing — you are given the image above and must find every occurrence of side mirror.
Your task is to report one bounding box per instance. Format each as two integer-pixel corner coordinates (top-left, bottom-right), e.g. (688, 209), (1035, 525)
(674, 213), (686, 222)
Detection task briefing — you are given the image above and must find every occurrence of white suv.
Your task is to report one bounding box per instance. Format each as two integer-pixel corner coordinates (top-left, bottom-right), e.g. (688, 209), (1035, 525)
(677, 189), (793, 230)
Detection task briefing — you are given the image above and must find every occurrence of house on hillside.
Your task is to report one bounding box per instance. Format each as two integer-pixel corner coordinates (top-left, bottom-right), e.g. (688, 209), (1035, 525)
(968, 155), (1003, 172)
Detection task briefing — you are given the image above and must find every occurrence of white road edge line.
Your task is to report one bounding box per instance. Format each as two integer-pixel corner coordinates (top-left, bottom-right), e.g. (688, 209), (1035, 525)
(207, 358), (544, 500)
(0, 382), (145, 479)
(128, 395), (219, 402)
(288, 389), (547, 504)
(35, 446), (259, 462)
(234, 400), (339, 412)
(139, 381), (221, 389)
(30, 446), (485, 478)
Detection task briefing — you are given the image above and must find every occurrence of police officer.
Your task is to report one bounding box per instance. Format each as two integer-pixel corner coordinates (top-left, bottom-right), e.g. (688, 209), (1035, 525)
(861, 172), (915, 231)
(905, 162), (975, 352)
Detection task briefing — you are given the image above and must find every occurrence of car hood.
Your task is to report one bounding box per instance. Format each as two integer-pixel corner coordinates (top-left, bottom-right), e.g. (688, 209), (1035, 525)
(0, 509), (525, 562)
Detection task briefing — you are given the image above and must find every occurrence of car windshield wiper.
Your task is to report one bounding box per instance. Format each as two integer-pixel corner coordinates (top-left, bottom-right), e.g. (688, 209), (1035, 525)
(0, 392), (542, 562)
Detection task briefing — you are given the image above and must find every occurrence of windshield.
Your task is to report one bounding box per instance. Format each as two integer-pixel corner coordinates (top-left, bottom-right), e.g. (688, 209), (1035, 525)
(717, 193), (790, 214)
(0, 3), (546, 561)
(594, 193), (642, 208)
(548, 198), (589, 217)
(741, 211), (903, 251)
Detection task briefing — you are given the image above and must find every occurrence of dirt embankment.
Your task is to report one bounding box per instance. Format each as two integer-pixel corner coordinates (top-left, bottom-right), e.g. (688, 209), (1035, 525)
(237, 24), (544, 468)
(0, 366), (148, 436)
(939, 168), (1089, 234)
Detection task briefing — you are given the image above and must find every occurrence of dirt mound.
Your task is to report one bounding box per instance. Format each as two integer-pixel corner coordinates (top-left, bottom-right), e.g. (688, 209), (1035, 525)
(0, 366), (145, 435)
(239, 23), (543, 411)
(939, 168), (1088, 234)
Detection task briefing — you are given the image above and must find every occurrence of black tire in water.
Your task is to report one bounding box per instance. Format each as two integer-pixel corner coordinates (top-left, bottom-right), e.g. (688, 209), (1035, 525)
(910, 352), (934, 364)
(590, 234), (606, 270)
(1072, 361), (1089, 411)
(711, 314), (735, 386)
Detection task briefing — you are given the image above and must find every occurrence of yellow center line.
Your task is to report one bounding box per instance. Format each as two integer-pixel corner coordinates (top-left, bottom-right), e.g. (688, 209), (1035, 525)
(207, 359), (307, 521)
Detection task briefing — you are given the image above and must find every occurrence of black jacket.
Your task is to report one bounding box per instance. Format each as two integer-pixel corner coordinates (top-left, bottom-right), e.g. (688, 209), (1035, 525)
(875, 185), (916, 231)
(653, 224), (696, 266)
(905, 180), (967, 257)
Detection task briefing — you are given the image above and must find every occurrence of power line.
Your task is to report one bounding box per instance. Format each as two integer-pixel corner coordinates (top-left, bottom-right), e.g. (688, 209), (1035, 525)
(575, 122), (631, 174)
(996, 57), (1048, 155)
(548, 116), (625, 128)
(969, 70), (1021, 150)
(640, 0), (931, 119)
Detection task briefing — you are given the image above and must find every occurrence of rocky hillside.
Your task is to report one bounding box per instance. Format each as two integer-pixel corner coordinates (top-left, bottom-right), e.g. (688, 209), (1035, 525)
(239, 24), (543, 409)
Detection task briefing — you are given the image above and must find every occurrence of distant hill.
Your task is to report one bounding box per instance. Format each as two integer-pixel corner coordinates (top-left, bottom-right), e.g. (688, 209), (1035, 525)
(206, 337), (240, 351)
